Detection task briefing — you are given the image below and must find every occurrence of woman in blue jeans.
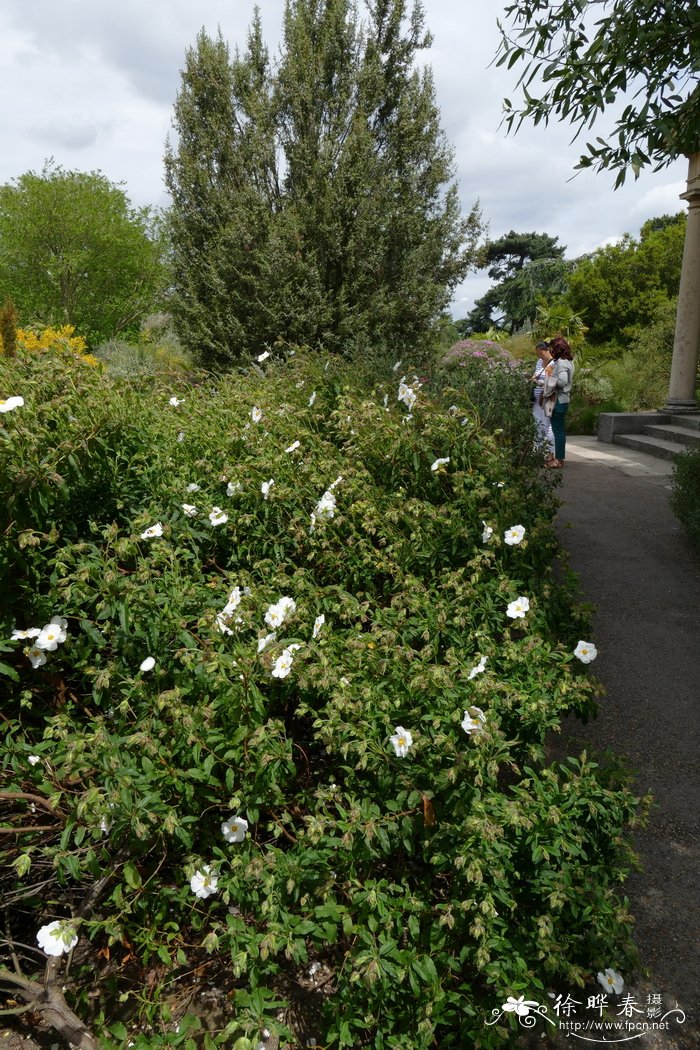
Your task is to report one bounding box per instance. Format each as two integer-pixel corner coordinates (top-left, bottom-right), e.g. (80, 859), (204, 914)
(543, 335), (574, 468)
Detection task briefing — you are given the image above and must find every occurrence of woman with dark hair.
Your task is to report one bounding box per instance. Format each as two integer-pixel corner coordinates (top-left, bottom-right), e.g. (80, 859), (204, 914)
(542, 335), (574, 468)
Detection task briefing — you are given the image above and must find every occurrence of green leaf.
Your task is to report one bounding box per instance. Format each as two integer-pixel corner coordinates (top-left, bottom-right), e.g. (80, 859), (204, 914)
(123, 861), (142, 889)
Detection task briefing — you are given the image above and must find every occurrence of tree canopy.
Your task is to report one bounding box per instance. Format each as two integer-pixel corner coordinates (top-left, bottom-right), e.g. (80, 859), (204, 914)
(164, 0), (482, 367)
(564, 212), (686, 345)
(0, 163), (165, 346)
(496, 0), (700, 185)
(465, 230), (568, 333)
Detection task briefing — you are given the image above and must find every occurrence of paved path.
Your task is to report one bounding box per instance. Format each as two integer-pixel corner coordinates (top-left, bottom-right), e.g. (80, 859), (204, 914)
(554, 437), (699, 1047)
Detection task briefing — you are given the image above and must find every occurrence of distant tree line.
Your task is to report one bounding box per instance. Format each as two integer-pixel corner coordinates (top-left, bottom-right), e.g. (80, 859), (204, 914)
(459, 214), (686, 352)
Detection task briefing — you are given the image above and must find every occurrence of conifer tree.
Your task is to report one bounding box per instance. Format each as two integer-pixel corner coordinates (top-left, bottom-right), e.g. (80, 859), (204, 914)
(165, 0), (482, 367)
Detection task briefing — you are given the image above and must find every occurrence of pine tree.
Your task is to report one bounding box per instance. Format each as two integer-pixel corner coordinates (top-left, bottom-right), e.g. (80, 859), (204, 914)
(165, 0), (482, 367)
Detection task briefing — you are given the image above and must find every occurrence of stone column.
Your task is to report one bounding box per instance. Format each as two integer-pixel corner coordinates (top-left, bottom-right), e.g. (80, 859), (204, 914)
(666, 151), (700, 412)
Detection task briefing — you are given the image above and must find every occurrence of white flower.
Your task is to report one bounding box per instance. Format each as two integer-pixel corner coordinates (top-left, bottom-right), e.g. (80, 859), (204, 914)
(461, 706), (486, 735)
(36, 619), (68, 651)
(312, 614), (325, 639)
(11, 627), (41, 640)
(100, 813), (113, 835)
(431, 457), (450, 472)
(504, 525), (526, 545)
(209, 507), (228, 526)
(141, 523), (163, 539)
(574, 640), (598, 663)
(264, 596), (296, 629)
(257, 631), (277, 653)
(190, 866), (218, 899)
(264, 603), (284, 629)
(140, 656), (156, 673)
(502, 996), (539, 1017)
(226, 587), (242, 610)
(226, 481), (242, 496)
(390, 726), (413, 758)
(506, 596), (530, 619)
(216, 613), (234, 636)
(28, 755), (41, 766)
(597, 968), (624, 995)
(315, 490), (336, 521)
(177, 431), (185, 443)
(481, 521), (494, 544)
(271, 648), (294, 679)
(181, 503), (197, 517)
(257, 351), (271, 362)
(285, 440), (301, 453)
(0, 396), (24, 413)
(26, 645), (47, 669)
(37, 920), (78, 957)
(308, 390), (317, 407)
(330, 475), (343, 490)
(251, 406), (263, 422)
(221, 815), (249, 843)
(467, 655), (487, 680)
(278, 596), (296, 617)
(169, 396), (183, 407)
(397, 382), (417, 410)
(448, 405), (459, 415)
(392, 359), (402, 372)
(261, 479), (274, 500)
(186, 483), (200, 493)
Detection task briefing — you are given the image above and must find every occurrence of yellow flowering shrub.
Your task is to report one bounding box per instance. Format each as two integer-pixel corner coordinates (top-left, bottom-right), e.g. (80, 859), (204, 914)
(13, 324), (100, 367)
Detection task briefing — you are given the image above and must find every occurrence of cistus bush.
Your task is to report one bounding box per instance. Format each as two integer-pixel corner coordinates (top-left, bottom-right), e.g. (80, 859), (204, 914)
(0, 347), (647, 1049)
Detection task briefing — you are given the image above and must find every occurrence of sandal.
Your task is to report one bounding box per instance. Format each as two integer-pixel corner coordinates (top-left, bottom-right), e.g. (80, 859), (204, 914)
(545, 459), (564, 469)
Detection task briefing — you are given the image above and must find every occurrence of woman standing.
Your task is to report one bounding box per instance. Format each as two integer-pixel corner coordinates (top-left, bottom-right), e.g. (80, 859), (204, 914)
(543, 335), (574, 468)
(531, 341), (555, 460)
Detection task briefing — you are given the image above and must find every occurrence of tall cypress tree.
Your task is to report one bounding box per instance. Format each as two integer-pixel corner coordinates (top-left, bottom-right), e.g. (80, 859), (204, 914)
(165, 0), (482, 366)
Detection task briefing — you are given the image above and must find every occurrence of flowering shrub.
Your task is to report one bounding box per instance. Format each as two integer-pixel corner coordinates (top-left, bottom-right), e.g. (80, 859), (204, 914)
(14, 324), (101, 367)
(0, 348), (647, 1048)
(437, 340), (538, 464)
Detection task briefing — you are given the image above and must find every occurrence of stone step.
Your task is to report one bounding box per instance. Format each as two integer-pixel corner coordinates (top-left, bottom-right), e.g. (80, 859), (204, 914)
(612, 433), (688, 461)
(642, 423), (700, 448)
(666, 413), (700, 431)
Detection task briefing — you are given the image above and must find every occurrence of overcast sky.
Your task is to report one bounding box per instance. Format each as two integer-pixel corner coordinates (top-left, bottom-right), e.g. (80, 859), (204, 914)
(0, 0), (688, 318)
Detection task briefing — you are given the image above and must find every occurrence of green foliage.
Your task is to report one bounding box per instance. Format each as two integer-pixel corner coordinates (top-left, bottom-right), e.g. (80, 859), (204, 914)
(164, 1), (482, 368)
(496, 0), (700, 184)
(95, 314), (192, 377)
(671, 448), (700, 550)
(439, 338), (550, 463)
(599, 298), (680, 410)
(0, 162), (166, 346)
(466, 231), (568, 335)
(532, 301), (588, 349)
(0, 348), (646, 1048)
(565, 215), (685, 348)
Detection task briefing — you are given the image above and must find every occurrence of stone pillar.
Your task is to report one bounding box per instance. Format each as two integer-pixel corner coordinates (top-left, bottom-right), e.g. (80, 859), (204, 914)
(666, 151), (700, 412)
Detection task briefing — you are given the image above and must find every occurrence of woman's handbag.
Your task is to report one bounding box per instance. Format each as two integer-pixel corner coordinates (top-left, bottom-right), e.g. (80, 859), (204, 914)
(540, 365), (558, 416)
(541, 389), (557, 417)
